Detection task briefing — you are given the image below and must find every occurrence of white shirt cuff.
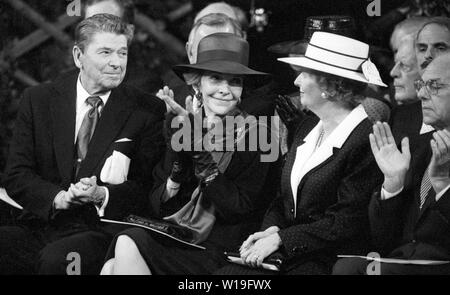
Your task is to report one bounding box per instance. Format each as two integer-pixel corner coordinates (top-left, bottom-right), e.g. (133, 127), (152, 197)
(380, 186), (403, 200)
(95, 186), (109, 217)
(435, 184), (450, 202)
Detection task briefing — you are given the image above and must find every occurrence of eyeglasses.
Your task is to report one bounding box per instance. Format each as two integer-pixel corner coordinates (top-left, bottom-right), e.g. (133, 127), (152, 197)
(414, 79), (450, 95)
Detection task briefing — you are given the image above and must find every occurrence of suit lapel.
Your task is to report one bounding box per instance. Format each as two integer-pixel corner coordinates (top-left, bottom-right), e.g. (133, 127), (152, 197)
(50, 74), (77, 185)
(77, 86), (134, 179)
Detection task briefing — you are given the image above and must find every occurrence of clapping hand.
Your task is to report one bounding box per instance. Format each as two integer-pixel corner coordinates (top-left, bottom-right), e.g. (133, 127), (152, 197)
(429, 129), (450, 194)
(369, 122), (411, 193)
(69, 176), (106, 206)
(156, 86), (176, 114)
(275, 95), (303, 128)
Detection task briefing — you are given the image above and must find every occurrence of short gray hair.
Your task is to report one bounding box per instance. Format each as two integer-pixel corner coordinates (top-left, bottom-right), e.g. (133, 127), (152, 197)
(75, 13), (134, 52)
(416, 16), (450, 41)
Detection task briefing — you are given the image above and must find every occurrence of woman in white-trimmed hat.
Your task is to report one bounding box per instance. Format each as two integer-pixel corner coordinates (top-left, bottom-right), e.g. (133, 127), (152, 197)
(216, 32), (386, 274)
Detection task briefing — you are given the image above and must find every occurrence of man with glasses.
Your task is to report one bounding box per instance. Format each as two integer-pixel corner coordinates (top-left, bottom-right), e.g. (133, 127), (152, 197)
(333, 54), (450, 275)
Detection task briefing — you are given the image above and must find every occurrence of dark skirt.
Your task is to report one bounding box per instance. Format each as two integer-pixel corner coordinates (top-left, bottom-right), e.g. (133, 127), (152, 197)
(105, 227), (228, 275)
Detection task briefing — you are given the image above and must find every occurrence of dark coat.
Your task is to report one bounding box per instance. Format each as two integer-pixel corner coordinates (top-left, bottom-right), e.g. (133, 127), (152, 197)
(369, 131), (450, 261)
(150, 125), (277, 250)
(3, 72), (166, 223)
(260, 109), (383, 271)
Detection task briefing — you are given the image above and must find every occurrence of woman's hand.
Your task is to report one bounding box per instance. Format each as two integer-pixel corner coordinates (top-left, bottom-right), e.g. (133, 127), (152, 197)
(429, 129), (450, 194)
(156, 86), (176, 114)
(240, 232), (282, 268)
(239, 227), (279, 265)
(369, 122), (411, 193)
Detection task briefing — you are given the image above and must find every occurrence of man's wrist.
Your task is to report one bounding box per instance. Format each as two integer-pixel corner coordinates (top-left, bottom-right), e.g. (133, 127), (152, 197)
(93, 186), (106, 205)
(383, 176), (405, 193)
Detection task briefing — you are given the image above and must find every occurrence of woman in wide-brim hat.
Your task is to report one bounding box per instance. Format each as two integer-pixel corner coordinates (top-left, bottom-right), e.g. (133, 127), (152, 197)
(216, 31), (386, 275)
(100, 33), (277, 275)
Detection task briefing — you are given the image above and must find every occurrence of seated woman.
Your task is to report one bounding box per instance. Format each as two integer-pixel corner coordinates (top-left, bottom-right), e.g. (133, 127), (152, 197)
(100, 33), (277, 275)
(216, 32), (387, 275)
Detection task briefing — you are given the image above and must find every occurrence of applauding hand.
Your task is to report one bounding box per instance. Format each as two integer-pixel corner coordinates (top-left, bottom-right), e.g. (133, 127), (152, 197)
(369, 122), (411, 193)
(429, 129), (450, 194)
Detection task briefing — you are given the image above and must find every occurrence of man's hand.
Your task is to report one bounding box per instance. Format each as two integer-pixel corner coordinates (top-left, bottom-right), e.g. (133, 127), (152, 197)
(69, 176), (106, 206)
(369, 122), (411, 193)
(429, 129), (450, 194)
(53, 189), (81, 210)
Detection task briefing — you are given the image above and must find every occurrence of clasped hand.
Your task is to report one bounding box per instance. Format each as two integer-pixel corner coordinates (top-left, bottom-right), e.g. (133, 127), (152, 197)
(54, 176), (106, 210)
(239, 226), (281, 268)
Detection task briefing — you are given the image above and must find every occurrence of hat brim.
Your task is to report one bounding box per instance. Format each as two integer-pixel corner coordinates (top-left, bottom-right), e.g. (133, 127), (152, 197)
(173, 60), (268, 80)
(278, 56), (387, 87)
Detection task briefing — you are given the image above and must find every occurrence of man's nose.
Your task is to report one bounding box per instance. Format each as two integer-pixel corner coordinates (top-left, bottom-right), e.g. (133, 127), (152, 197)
(424, 47), (435, 60)
(108, 52), (121, 68)
(418, 86), (430, 101)
(390, 62), (400, 78)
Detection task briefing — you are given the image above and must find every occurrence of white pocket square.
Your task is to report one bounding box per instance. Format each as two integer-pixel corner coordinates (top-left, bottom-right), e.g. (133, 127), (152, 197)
(115, 138), (132, 143)
(100, 151), (131, 185)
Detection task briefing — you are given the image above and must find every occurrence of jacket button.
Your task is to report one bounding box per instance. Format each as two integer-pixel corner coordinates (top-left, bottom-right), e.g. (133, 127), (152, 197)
(290, 208), (294, 214)
(412, 239), (416, 243)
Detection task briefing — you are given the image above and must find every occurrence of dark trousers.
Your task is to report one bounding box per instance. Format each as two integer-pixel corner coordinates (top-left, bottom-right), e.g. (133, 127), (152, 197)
(0, 224), (112, 275)
(332, 257), (450, 275)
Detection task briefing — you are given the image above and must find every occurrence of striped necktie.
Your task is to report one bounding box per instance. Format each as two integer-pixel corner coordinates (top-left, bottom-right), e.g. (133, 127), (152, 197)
(419, 165), (432, 210)
(74, 96), (103, 176)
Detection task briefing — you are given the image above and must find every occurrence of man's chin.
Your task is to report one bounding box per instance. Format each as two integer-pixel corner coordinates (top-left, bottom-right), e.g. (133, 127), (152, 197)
(102, 79), (123, 90)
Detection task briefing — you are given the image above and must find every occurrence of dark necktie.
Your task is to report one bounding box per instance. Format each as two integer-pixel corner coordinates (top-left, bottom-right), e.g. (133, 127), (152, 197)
(75, 96), (103, 176)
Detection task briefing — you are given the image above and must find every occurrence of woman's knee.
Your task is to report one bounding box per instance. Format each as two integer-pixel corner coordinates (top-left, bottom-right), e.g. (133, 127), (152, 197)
(115, 235), (141, 258)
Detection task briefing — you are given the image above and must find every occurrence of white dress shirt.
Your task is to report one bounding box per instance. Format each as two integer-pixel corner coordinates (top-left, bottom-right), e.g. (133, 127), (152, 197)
(75, 76), (111, 216)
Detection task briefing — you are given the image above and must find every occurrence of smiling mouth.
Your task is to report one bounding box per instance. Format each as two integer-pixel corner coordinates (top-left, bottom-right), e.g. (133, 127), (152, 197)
(212, 97), (234, 102)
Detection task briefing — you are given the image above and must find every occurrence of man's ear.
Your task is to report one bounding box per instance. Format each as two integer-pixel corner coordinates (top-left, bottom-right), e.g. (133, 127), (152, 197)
(73, 46), (83, 69)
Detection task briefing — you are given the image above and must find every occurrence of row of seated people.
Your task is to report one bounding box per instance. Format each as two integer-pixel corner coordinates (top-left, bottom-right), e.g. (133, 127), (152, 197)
(0, 2), (450, 275)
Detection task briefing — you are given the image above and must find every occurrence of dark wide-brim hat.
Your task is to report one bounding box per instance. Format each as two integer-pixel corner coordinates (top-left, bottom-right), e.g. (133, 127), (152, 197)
(173, 32), (267, 79)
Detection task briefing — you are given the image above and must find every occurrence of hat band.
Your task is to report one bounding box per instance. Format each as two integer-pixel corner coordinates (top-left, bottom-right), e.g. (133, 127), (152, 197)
(305, 42), (367, 72)
(304, 55), (364, 73)
(197, 49), (248, 66)
(308, 43), (367, 60)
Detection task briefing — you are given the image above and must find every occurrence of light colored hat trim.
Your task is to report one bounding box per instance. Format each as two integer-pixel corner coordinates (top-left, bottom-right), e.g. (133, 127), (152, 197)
(278, 32), (387, 87)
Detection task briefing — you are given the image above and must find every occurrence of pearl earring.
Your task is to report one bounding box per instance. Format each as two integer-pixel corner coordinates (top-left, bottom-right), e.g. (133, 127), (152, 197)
(321, 92), (329, 99)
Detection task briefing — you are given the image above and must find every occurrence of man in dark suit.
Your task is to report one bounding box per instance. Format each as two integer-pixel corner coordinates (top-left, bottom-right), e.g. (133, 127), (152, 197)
(333, 54), (450, 275)
(0, 14), (165, 274)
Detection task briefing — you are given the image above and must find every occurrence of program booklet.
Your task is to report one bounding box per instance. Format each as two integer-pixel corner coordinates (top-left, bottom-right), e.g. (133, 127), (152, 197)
(101, 214), (206, 250)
